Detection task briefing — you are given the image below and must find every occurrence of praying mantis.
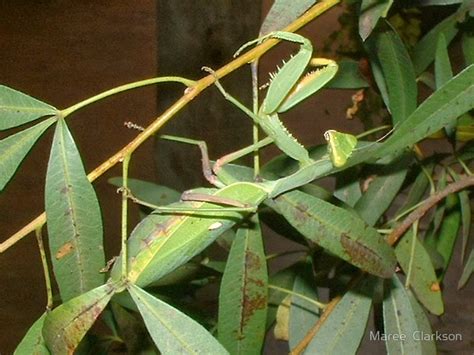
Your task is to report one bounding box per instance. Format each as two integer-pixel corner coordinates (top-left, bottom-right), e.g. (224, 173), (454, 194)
(153, 31), (363, 209)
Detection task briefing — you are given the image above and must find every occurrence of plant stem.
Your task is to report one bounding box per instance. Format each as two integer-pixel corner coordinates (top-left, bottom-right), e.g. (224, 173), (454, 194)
(0, 0), (341, 253)
(35, 227), (53, 311)
(405, 220), (418, 289)
(356, 124), (392, 140)
(268, 284), (326, 310)
(387, 175), (474, 246)
(61, 77), (196, 117)
(289, 295), (342, 355)
(121, 154), (131, 279)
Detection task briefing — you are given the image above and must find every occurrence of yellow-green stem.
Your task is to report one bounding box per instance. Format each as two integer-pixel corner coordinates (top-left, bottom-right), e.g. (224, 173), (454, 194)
(268, 284), (326, 310)
(61, 77), (196, 117)
(35, 228), (53, 311)
(405, 220), (418, 289)
(121, 154), (131, 279)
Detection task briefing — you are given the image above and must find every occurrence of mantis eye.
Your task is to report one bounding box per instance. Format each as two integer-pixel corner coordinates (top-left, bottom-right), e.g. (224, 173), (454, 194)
(324, 130), (358, 168)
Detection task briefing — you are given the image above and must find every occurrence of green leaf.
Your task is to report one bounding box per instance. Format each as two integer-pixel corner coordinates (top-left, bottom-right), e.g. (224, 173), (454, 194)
(427, 194), (461, 279)
(395, 231), (444, 315)
(108, 177), (181, 207)
(407, 291), (437, 354)
(383, 276), (427, 354)
(288, 260), (320, 351)
(0, 117), (55, 191)
(396, 165), (433, 216)
(128, 284), (228, 354)
(451, 171), (471, 262)
(417, 0), (462, 5)
(435, 34), (456, 136)
(274, 190), (396, 278)
(14, 313), (49, 355)
(0, 85), (58, 130)
(435, 34), (454, 89)
(354, 154), (410, 226)
(376, 64), (474, 158)
(366, 23), (417, 125)
(305, 276), (374, 354)
(411, 13), (459, 75)
(43, 283), (116, 354)
(458, 248), (474, 288)
(111, 182), (268, 287)
(327, 59), (370, 89)
(334, 168), (362, 207)
(359, 0), (394, 41)
(260, 0), (316, 35)
(462, 32), (474, 66)
(45, 118), (105, 302)
(218, 214), (268, 354)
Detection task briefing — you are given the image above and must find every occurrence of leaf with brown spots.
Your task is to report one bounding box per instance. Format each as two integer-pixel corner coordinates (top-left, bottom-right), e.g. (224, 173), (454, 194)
(395, 230), (444, 315)
(42, 282), (117, 354)
(45, 118), (105, 302)
(275, 190), (396, 278)
(218, 214), (268, 354)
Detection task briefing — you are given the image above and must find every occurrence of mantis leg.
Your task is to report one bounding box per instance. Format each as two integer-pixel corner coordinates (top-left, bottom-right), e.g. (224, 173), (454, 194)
(160, 135), (222, 187)
(123, 187), (257, 214)
(160, 134), (273, 186)
(213, 136), (274, 174)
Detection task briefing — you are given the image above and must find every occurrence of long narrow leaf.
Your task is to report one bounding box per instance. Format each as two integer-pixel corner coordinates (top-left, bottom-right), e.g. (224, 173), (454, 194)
(450, 171), (471, 262)
(0, 85), (58, 130)
(45, 118), (105, 302)
(14, 313), (49, 355)
(366, 23), (417, 125)
(395, 230), (444, 315)
(260, 0), (316, 35)
(458, 248), (474, 288)
(383, 276), (427, 354)
(408, 291), (437, 354)
(434, 194), (461, 279)
(462, 32), (474, 66)
(354, 154), (410, 226)
(398, 165), (434, 215)
(128, 284), (228, 354)
(0, 117), (55, 190)
(274, 190), (396, 278)
(411, 13), (459, 75)
(218, 214), (268, 354)
(305, 276), (374, 354)
(43, 283), (116, 354)
(375, 64), (474, 158)
(359, 0), (394, 41)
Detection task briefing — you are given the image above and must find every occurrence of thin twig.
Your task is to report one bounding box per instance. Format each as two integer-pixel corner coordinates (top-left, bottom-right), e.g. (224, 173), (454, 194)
(289, 295), (341, 355)
(387, 175), (474, 246)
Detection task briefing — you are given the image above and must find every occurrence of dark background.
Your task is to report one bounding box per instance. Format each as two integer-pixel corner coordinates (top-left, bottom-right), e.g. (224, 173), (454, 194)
(0, 1), (472, 354)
